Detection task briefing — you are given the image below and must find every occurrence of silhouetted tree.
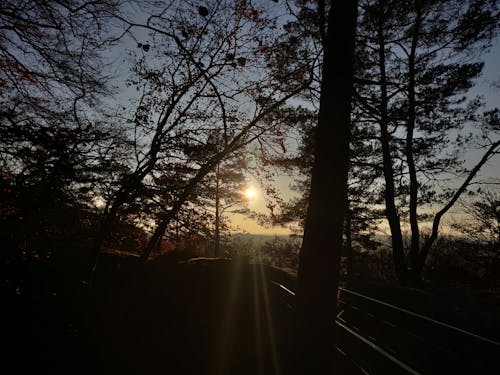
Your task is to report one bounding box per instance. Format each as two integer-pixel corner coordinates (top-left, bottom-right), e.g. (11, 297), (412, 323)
(355, 0), (499, 283)
(202, 156), (250, 257)
(452, 190), (500, 266)
(294, 0), (358, 372)
(249, 1), (385, 258)
(0, 0), (129, 273)
(89, 1), (312, 269)
(151, 134), (250, 257)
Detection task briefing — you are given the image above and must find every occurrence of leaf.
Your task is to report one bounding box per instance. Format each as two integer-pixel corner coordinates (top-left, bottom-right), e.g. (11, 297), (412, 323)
(198, 6), (209, 17)
(237, 57), (246, 66)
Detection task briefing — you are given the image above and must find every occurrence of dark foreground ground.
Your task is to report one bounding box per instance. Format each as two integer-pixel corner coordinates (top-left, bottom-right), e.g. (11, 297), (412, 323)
(3, 254), (500, 374)
(3, 256), (305, 374)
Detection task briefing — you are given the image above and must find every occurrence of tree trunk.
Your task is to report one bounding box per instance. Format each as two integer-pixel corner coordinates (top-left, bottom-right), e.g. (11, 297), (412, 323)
(345, 207), (354, 279)
(88, 171), (147, 281)
(214, 163), (221, 257)
(294, 0), (358, 372)
(407, 5), (423, 273)
(376, 4), (407, 283)
(140, 160), (218, 261)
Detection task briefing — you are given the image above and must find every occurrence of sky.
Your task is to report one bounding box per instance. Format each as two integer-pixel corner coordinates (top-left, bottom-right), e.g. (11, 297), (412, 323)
(230, 174), (299, 235)
(234, 36), (500, 235)
(464, 36), (500, 179)
(105, 3), (500, 236)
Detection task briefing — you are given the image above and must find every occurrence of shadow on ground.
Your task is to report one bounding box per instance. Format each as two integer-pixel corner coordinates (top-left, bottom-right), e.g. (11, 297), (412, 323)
(3, 255), (301, 374)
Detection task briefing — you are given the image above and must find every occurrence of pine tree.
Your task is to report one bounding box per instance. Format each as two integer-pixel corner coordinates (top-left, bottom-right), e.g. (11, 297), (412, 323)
(355, 0), (499, 283)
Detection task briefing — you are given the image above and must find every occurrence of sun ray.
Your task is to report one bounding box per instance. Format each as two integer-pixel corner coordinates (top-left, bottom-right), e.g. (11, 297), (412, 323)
(257, 259), (280, 374)
(252, 261), (265, 374)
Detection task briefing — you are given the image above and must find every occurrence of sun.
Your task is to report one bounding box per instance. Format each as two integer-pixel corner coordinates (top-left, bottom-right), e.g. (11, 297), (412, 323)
(244, 186), (256, 200)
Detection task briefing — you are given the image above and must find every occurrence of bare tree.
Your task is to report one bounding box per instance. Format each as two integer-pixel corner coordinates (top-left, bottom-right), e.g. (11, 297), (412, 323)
(89, 1), (312, 270)
(0, 0), (130, 263)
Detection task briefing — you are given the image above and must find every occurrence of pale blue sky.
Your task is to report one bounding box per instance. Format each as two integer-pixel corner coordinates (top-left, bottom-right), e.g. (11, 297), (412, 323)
(103, 5), (500, 235)
(239, 34), (500, 235)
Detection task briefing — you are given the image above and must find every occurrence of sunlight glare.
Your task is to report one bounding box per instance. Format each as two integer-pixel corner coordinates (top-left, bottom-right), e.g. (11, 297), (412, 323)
(244, 186), (256, 200)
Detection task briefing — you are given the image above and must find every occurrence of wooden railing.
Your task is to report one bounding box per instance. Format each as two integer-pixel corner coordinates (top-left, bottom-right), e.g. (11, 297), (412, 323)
(270, 281), (500, 374)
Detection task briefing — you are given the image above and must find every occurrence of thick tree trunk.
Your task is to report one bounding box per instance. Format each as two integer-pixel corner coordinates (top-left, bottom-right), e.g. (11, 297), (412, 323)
(294, 0), (357, 372)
